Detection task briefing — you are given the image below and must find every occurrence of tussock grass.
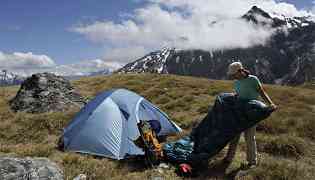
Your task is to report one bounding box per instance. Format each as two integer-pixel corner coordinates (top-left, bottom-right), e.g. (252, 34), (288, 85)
(0, 73), (314, 179)
(257, 134), (309, 158)
(0, 143), (55, 157)
(249, 155), (315, 180)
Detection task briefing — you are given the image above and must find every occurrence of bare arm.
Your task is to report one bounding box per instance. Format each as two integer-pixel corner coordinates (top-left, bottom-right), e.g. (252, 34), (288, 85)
(257, 84), (277, 109)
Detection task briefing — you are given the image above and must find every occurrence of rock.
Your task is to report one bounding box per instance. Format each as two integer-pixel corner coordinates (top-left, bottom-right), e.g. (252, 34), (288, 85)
(73, 174), (87, 180)
(9, 73), (86, 113)
(0, 157), (63, 180)
(158, 163), (170, 169)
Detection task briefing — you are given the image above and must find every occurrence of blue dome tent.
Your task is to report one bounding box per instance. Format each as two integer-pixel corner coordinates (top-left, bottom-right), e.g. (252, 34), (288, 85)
(62, 89), (182, 159)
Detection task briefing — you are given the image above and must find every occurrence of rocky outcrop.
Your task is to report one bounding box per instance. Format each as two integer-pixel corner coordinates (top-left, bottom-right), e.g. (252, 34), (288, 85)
(0, 157), (63, 180)
(280, 53), (315, 85)
(9, 73), (86, 113)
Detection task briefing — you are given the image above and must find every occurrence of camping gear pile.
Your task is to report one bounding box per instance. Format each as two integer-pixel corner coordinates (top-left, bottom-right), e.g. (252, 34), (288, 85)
(163, 93), (274, 167)
(59, 89), (274, 175)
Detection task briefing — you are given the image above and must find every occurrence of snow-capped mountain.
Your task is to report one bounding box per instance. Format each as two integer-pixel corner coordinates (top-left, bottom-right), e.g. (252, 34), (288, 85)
(118, 6), (315, 85)
(242, 6), (312, 29)
(50, 59), (118, 77)
(25, 59), (115, 78)
(118, 47), (174, 74)
(2, 59), (120, 83)
(0, 70), (25, 86)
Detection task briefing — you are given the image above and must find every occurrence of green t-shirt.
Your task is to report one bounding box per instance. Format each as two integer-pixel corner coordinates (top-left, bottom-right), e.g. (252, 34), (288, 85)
(234, 75), (261, 100)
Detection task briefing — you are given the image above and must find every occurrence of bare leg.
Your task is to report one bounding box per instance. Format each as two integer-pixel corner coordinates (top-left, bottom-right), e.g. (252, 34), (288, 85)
(244, 126), (257, 165)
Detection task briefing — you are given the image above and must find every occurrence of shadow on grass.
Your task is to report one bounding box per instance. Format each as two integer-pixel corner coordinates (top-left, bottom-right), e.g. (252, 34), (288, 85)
(174, 159), (247, 180)
(192, 160), (238, 179)
(117, 154), (238, 179)
(117, 156), (149, 172)
(117, 154), (247, 179)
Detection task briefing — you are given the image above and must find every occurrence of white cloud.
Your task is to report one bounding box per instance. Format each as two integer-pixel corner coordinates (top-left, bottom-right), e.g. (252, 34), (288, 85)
(6, 59), (122, 77)
(53, 59), (122, 76)
(150, 0), (311, 17)
(103, 46), (148, 63)
(0, 51), (122, 77)
(71, 0), (314, 64)
(0, 51), (56, 69)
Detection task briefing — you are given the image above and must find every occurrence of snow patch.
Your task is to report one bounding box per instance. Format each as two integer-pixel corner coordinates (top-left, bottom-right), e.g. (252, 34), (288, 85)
(301, 23), (309, 27)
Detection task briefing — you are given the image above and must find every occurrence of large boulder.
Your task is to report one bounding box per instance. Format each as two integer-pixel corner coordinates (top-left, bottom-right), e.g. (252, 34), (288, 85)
(9, 73), (86, 113)
(0, 157), (63, 180)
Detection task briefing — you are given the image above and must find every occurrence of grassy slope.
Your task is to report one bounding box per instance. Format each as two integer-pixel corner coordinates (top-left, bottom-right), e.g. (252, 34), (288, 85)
(0, 73), (314, 180)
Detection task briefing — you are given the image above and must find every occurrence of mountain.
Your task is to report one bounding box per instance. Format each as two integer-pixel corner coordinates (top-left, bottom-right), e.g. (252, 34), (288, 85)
(118, 6), (315, 85)
(0, 68), (112, 85)
(64, 69), (112, 80)
(242, 6), (312, 28)
(1, 59), (116, 83)
(50, 59), (115, 78)
(0, 70), (25, 86)
(118, 47), (173, 74)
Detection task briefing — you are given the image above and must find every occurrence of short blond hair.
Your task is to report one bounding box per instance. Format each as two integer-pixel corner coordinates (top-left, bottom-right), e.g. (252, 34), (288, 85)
(227, 62), (243, 75)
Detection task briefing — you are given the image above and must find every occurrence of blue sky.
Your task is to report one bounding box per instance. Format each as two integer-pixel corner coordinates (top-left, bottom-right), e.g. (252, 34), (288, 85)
(0, 0), (144, 64)
(0, 0), (314, 75)
(279, 0), (312, 9)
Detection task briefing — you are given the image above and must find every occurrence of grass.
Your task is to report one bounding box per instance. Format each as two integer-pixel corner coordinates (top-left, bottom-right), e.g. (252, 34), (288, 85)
(0, 73), (315, 179)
